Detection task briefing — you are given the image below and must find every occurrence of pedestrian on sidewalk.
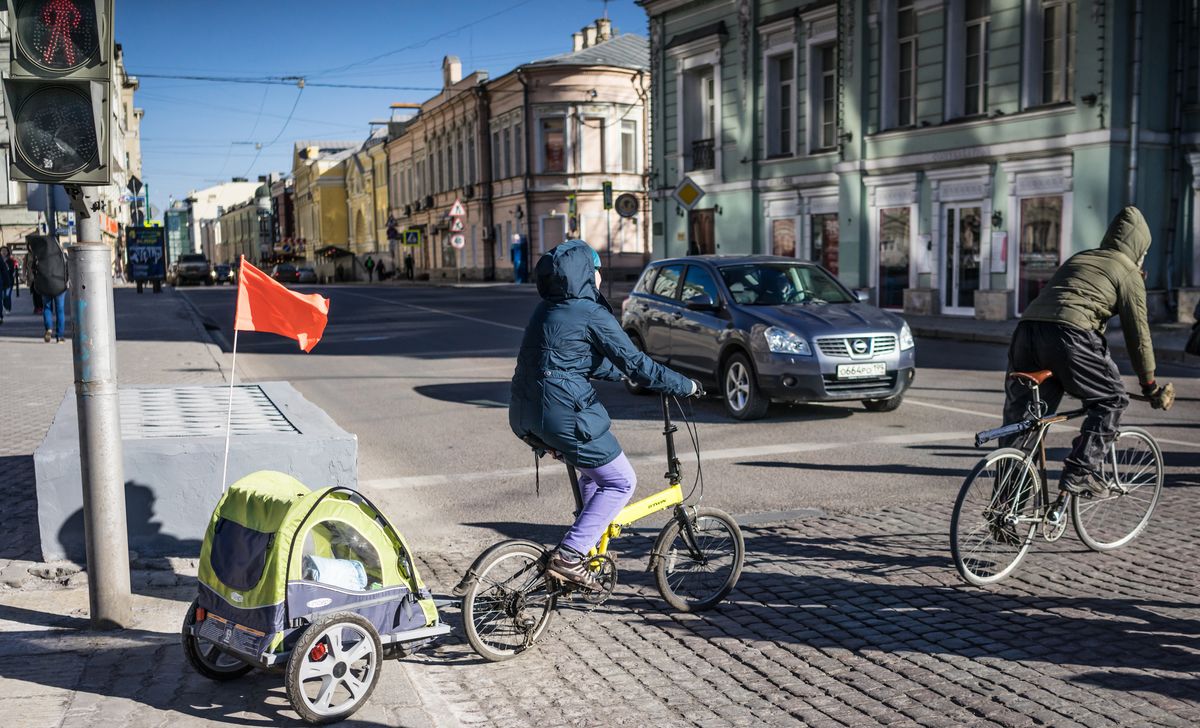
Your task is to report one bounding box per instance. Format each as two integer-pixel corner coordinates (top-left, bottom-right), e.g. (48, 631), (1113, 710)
(0, 245), (13, 325)
(404, 250), (414, 280)
(365, 256), (375, 282)
(28, 235), (69, 343)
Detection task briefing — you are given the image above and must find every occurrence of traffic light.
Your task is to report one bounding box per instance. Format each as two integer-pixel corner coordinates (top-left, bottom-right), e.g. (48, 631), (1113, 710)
(3, 0), (114, 185)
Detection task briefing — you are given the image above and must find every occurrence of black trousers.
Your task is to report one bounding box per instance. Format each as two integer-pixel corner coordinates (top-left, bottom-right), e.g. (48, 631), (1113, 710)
(1003, 320), (1129, 476)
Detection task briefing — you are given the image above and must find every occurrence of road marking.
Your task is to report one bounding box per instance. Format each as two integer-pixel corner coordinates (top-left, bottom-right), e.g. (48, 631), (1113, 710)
(361, 431), (969, 491)
(908, 397), (1199, 449)
(337, 290), (526, 332)
(355, 335), (392, 342)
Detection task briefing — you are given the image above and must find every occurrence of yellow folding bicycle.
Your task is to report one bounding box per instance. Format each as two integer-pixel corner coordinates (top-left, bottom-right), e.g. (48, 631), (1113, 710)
(455, 392), (745, 662)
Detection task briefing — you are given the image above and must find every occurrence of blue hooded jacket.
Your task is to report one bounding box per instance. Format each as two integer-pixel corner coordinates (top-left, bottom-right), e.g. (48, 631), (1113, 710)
(509, 240), (693, 468)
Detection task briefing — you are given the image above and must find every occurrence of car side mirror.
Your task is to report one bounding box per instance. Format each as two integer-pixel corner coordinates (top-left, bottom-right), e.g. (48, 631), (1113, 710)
(855, 290), (870, 303)
(685, 293), (719, 311)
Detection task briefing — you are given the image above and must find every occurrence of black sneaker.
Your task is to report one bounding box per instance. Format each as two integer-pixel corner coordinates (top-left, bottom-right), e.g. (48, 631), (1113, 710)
(545, 549), (601, 591)
(1060, 471), (1109, 497)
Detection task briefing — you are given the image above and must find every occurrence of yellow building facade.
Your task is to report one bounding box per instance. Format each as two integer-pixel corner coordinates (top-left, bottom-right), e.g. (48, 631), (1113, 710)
(292, 140), (355, 281)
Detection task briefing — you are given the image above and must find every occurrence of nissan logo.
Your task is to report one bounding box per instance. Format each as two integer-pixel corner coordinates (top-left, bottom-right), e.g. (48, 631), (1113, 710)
(851, 338), (869, 354)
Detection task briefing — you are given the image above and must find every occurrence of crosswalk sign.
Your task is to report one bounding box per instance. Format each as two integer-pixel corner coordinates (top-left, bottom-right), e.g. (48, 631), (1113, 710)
(449, 199), (466, 217)
(403, 229), (422, 246)
(451, 218), (465, 232)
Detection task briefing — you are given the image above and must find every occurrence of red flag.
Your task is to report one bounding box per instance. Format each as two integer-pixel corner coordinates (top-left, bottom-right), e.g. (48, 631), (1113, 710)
(234, 258), (329, 352)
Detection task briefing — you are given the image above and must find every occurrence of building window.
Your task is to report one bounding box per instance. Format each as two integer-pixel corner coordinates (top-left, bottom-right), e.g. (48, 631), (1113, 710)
(456, 137), (465, 188)
(878, 207), (910, 309)
(897, 0), (917, 127)
(683, 66), (716, 172)
(811, 213), (839, 275)
(964, 1), (989, 115)
(771, 218), (796, 257)
(492, 131), (501, 177)
(765, 52), (794, 157)
(620, 120), (637, 172)
(503, 127), (513, 179)
(514, 122), (523, 175)
(468, 134), (477, 183)
(1018, 195), (1063, 311)
(540, 117), (566, 173)
(812, 43), (837, 151)
(1040, 0), (1075, 104)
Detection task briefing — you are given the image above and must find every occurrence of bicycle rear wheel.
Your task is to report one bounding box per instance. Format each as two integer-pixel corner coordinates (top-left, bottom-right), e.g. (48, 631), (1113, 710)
(654, 507), (744, 612)
(461, 541), (557, 662)
(1072, 427), (1163, 552)
(950, 448), (1042, 585)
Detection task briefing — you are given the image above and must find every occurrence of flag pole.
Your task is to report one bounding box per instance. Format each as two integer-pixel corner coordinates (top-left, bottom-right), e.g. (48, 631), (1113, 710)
(220, 256), (243, 492)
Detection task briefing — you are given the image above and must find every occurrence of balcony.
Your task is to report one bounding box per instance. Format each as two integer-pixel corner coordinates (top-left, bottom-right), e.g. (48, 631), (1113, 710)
(689, 138), (715, 171)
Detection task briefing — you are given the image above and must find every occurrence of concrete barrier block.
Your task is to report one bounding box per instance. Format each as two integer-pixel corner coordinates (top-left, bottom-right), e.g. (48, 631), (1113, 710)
(34, 382), (357, 563)
(975, 289), (1014, 321)
(903, 288), (940, 316)
(1177, 288), (1200, 325)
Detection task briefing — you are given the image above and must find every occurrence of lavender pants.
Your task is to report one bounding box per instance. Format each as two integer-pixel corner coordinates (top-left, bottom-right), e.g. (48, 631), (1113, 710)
(560, 452), (636, 555)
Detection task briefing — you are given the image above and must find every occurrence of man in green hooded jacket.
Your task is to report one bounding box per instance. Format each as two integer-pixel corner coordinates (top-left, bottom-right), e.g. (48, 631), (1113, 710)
(1004, 206), (1172, 497)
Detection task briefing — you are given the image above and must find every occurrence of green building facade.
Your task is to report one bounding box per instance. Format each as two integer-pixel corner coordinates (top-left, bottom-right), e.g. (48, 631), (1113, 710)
(641, 0), (1200, 320)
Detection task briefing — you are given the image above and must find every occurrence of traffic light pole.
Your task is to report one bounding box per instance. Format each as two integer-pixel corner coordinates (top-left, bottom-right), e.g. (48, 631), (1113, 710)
(68, 186), (132, 629)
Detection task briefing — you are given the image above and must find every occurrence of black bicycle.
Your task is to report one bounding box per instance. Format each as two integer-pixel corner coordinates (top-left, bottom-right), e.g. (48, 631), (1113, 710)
(454, 392), (745, 662)
(950, 369), (1164, 586)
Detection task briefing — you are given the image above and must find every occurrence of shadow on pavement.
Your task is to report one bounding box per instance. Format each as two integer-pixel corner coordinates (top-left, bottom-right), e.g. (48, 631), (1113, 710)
(0, 455), (42, 562)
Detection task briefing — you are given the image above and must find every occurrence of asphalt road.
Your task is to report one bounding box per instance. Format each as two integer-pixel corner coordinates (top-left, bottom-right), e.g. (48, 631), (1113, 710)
(180, 283), (1200, 551)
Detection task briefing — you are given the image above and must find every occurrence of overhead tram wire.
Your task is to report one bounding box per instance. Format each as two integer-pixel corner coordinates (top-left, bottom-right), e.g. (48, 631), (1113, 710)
(240, 85), (305, 178)
(133, 72), (440, 92)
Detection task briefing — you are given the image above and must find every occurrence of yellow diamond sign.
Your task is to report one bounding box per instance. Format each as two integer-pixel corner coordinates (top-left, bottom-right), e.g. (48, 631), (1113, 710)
(672, 176), (705, 210)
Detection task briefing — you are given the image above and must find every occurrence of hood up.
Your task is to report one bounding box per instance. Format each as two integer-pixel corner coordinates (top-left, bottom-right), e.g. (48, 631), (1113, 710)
(535, 239), (600, 303)
(1099, 206), (1152, 264)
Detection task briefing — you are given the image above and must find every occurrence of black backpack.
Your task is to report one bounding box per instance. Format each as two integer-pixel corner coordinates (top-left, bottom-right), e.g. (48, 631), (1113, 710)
(29, 235), (67, 297)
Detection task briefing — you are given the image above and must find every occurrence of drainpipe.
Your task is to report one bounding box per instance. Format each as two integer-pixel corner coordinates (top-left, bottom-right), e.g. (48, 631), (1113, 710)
(1126, 0), (1143, 207)
(637, 68), (651, 266)
(476, 84), (495, 280)
(1164, 0), (1187, 297)
(519, 67), (534, 268)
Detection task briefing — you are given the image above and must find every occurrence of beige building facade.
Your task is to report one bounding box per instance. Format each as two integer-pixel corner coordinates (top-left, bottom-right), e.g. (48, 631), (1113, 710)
(292, 141), (355, 280)
(385, 20), (650, 282)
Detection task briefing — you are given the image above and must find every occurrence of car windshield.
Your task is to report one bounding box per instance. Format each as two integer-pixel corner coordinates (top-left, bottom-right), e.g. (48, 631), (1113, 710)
(180, 254), (206, 263)
(277, 265), (296, 272)
(719, 264), (853, 306)
(299, 267), (314, 273)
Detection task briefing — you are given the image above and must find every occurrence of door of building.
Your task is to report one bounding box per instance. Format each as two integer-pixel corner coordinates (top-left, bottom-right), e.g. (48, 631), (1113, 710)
(1017, 196), (1063, 312)
(942, 205), (982, 315)
(688, 208), (715, 254)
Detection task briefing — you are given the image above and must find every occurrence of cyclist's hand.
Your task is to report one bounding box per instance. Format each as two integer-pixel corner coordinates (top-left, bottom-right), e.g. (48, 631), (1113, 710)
(1144, 381), (1175, 411)
(687, 378), (705, 398)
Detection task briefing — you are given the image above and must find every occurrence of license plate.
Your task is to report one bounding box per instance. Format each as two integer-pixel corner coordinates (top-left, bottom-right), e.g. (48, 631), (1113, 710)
(837, 362), (886, 379)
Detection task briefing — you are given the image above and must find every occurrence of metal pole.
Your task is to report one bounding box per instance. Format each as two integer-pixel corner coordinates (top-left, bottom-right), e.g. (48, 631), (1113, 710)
(606, 208), (612, 299)
(69, 189), (132, 630)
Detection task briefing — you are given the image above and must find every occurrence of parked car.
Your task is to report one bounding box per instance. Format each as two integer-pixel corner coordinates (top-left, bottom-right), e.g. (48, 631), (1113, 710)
(620, 256), (916, 420)
(212, 264), (236, 285)
(270, 263), (299, 283)
(296, 266), (317, 283)
(175, 253), (213, 286)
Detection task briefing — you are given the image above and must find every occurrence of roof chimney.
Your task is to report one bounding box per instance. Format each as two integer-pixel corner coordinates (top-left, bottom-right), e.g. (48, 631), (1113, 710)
(572, 31), (584, 52)
(442, 55), (462, 88)
(582, 24), (597, 48)
(596, 18), (612, 42)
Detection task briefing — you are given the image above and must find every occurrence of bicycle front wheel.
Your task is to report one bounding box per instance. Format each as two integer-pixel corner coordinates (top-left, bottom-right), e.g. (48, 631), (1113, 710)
(950, 448), (1042, 586)
(461, 541), (557, 662)
(654, 507), (744, 612)
(1072, 427), (1164, 552)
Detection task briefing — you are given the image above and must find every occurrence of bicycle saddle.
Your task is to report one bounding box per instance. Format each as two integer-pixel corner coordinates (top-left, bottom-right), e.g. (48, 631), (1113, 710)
(1009, 369), (1053, 386)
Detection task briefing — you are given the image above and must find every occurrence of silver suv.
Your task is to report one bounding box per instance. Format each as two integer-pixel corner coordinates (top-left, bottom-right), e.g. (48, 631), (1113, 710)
(620, 256), (916, 420)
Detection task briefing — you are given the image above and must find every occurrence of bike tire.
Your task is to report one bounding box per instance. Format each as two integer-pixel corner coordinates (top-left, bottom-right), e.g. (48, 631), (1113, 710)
(950, 448), (1041, 586)
(461, 540), (557, 662)
(654, 507), (745, 612)
(181, 599), (254, 681)
(1072, 427), (1164, 552)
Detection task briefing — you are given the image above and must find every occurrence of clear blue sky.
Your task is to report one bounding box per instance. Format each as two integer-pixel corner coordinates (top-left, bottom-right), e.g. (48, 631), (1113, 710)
(117, 0), (648, 215)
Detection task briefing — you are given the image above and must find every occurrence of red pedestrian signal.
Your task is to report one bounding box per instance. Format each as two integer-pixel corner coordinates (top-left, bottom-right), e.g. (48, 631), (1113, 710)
(3, 0), (113, 184)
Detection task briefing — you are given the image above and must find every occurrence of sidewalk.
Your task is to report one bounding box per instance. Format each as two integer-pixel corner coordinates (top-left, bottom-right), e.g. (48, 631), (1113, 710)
(906, 314), (1200, 368)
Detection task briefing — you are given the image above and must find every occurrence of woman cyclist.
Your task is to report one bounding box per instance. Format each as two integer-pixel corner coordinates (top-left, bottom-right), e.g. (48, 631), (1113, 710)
(509, 240), (699, 589)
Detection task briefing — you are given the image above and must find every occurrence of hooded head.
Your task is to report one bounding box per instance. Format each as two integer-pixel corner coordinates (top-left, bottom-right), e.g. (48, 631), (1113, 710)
(1099, 206), (1152, 265)
(534, 239), (600, 302)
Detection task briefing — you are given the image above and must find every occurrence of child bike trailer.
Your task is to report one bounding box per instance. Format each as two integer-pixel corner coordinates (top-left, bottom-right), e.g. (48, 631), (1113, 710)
(181, 470), (449, 724)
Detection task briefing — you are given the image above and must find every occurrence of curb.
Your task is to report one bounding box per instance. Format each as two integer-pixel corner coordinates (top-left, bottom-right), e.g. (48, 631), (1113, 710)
(171, 288), (233, 379)
(910, 324), (1200, 369)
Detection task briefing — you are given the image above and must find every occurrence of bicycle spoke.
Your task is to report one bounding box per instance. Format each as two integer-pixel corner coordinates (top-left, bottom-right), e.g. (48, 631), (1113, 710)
(1071, 429), (1163, 551)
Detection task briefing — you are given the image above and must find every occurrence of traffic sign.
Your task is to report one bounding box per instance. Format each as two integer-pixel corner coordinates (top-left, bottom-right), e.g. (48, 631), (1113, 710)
(672, 176), (705, 210)
(615, 193), (639, 218)
(450, 218), (465, 232)
(602, 181), (613, 210)
(403, 229), (421, 246)
(449, 199), (466, 217)
(450, 234), (465, 249)
(567, 193), (577, 217)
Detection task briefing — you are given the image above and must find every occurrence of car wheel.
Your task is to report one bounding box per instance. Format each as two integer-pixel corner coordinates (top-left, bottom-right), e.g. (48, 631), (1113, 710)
(624, 332), (652, 396)
(862, 395), (903, 412)
(722, 352), (769, 420)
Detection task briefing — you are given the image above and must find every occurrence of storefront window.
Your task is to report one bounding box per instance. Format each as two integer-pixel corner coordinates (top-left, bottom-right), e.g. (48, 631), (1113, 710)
(811, 213), (839, 275)
(771, 218), (796, 257)
(1018, 195), (1062, 311)
(878, 207), (910, 308)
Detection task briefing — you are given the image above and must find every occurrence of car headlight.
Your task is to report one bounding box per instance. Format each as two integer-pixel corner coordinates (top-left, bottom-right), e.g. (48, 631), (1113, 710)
(899, 322), (915, 351)
(764, 326), (812, 356)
